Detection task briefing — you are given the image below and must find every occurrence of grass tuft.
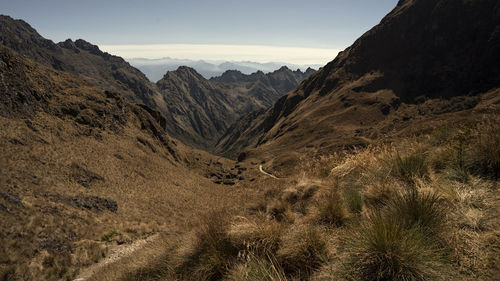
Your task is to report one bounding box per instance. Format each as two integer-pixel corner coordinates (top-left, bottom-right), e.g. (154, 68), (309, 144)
(277, 224), (327, 279)
(466, 122), (500, 179)
(228, 253), (288, 281)
(343, 188), (364, 213)
(343, 212), (445, 281)
(316, 189), (347, 226)
(177, 210), (239, 281)
(391, 153), (428, 184)
(386, 190), (446, 235)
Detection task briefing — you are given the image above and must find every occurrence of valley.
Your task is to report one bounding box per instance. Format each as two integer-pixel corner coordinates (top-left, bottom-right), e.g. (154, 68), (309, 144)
(0, 0), (499, 280)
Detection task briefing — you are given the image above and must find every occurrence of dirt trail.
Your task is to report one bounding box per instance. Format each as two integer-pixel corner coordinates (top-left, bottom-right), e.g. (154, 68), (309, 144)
(259, 164), (280, 179)
(73, 233), (160, 281)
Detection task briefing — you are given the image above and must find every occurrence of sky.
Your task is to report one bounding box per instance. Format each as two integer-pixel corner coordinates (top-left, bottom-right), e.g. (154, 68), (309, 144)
(2, 0), (398, 65)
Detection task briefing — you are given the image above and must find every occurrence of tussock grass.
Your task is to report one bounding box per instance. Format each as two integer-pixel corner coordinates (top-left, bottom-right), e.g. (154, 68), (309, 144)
(228, 253), (288, 281)
(266, 200), (289, 222)
(343, 188), (364, 213)
(109, 117), (499, 281)
(391, 153), (429, 184)
(316, 189), (348, 226)
(342, 212), (446, 281)
(277, 224), (327, 279)
(229, 216), (284, 258)
(386, 189), (446, 235)
(176, 210), (239, 281)
(466, 122), (500, 179)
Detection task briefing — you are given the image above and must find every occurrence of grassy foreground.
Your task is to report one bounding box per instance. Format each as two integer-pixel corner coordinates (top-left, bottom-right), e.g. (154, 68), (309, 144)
(92, 119), (499, 281)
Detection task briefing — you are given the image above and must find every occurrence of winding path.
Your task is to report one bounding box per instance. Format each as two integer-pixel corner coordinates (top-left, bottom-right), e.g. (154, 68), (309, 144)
(73, 233), (159, 281)
(259, 164), (280, 179)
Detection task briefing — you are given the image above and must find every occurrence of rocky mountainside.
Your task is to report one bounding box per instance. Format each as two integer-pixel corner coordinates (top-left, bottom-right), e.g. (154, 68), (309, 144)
(155, 66), (258, 149)
(156, 66), (315, 150)
(217, 0), (500, 165)
(0, 14), (315, 152)
(0, 15), (166, 117)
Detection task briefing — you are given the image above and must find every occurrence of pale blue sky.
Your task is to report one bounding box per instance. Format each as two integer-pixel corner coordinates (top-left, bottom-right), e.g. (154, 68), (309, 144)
(2, 0), (398, 63)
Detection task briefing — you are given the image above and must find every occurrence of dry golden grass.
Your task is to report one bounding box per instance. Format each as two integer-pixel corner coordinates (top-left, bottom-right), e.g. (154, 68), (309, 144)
(114, 116), (500, 281)
(2, 47), (499, 280)
(0, 55), (258, 280)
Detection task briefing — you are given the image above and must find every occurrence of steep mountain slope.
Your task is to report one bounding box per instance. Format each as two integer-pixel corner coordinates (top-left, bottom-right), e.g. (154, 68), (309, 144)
(0, 44), (256, 280)
(0, 15), (165, 114)
(156, 66), (257, 149)
(156, 66), (315, 150)
(218, 0), (500, 167)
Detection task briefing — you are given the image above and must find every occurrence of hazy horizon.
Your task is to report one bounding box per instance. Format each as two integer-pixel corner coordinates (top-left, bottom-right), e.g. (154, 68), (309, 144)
(2, 0), (398, 64)
(101, 44), (341, 65)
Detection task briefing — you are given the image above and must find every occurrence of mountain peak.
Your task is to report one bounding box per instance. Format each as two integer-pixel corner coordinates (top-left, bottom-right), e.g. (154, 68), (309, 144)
(161, 66), (205, 82)
(210, 69), (246, 83)
(74, 39), (107, 57)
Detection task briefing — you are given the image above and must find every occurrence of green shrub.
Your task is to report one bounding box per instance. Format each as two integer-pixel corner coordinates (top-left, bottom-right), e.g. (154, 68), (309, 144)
(343, 213), (445, 281)
(391, 153), (428, 184)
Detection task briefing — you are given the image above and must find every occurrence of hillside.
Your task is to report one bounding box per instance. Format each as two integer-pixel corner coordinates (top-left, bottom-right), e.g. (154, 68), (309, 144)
(218, 0), (500, 170)
(0, 44), (260, 280)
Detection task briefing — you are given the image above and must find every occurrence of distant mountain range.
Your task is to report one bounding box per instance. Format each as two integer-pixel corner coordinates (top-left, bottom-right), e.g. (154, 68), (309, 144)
(127, 57), (322, 81)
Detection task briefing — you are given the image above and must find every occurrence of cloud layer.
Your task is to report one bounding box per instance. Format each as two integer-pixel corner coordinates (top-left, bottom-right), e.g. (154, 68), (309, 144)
(99, 44), (341, 65)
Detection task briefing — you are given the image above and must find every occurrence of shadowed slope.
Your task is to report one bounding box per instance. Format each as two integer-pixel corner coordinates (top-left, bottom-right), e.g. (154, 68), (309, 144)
(217, 0), (500, 166)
